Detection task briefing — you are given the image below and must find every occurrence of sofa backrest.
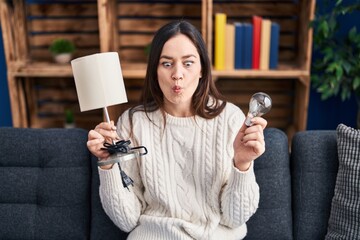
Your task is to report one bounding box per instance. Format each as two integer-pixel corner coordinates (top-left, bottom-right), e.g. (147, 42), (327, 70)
(291, 130), (338, 240)
(0, 128), (92, 239)
(245, 128), (293, 239)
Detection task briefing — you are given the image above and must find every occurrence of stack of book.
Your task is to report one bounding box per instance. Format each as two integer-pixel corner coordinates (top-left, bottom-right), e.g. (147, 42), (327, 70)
(214, 13), (280, 71)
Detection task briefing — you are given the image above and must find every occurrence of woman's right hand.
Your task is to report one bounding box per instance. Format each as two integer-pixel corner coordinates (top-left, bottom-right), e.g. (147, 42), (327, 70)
(87, 121), (120, 159)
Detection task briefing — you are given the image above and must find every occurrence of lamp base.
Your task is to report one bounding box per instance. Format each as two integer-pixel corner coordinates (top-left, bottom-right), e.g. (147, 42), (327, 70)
(97, 151), (138, 167)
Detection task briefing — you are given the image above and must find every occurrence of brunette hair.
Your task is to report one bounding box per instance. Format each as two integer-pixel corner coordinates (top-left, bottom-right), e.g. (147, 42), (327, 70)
(129, 20), (226, 124)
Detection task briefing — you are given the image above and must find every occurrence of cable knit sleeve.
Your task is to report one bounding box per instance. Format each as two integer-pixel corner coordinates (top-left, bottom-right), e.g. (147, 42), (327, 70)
(219, 104), (260, 228)
(98, 109), (146, 232)
(220, 163), (259, 228)
(98, 164), (143, 232)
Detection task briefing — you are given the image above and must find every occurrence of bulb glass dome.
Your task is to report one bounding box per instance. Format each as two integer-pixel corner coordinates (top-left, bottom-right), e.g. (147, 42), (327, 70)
(245, 92), (272, 126)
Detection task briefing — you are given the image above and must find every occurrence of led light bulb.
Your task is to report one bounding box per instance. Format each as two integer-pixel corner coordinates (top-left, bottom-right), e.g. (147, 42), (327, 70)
(245, 92), (272, 126)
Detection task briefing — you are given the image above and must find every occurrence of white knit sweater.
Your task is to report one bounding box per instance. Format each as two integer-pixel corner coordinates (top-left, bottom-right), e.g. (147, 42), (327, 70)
(98, 103), (259, 240)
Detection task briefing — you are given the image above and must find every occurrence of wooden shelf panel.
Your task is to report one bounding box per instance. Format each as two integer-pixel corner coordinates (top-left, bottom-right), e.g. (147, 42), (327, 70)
(212, 69), (309, 79)
(9, 62), (73, 77)
(8, 62), (148, 79)
(213, 62), (309, 83)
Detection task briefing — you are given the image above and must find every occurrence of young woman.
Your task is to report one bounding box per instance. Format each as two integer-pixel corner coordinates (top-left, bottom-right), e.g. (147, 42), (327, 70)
(87, 20), (267, 240)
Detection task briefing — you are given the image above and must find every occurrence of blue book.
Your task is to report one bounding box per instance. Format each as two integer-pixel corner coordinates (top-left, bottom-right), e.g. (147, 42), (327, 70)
(270, 22), (280, 69)
(242, 23), (253, 69)
(234, 23), (243, 69)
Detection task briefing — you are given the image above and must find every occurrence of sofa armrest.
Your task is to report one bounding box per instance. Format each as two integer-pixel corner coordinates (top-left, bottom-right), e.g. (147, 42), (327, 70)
(90, 155), (129, 239)
(291, 130), (338, 240)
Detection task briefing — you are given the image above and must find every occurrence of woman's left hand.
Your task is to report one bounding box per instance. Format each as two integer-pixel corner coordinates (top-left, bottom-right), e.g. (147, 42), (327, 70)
(233, 117), (267, 171)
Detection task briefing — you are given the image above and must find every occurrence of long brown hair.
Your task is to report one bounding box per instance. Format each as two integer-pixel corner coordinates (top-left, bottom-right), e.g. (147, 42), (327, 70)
(129, 20), (226, 125)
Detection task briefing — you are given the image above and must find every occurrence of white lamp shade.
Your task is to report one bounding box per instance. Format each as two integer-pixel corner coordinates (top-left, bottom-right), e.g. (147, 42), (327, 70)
(71, 52), (128, 112)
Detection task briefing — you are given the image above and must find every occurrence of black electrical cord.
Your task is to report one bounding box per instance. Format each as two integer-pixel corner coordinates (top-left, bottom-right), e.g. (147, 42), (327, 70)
(100, 140), (148, 190)
(101, 140), (148, 155)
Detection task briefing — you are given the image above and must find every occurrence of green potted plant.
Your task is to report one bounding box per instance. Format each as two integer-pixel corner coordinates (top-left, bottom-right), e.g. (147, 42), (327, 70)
(311, 0), (360, 127)
(64, 108), (75, 128)
(49, 38), (76, 64)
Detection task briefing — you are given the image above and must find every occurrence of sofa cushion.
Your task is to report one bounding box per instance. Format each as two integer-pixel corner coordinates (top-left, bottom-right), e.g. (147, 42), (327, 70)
(0, 128), (91, 240)
(245, 128), (293, 240)
(325, 124), (360, 239)
(291, 130), (338, 240)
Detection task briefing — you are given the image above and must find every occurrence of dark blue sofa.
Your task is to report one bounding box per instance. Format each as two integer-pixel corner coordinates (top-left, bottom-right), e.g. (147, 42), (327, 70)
(0, 127), (338, 239)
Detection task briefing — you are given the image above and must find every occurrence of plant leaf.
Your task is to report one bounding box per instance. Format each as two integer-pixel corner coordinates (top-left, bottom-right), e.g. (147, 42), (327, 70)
(342, 61), (352, 74)
(348, 27), (358, 42)
(322, 47), (334, 62)
(326, 62), (337, 73)
(319, 20), (330, 38)
(335, 64), (344, 80)
(353, 76), (360, 90)
(335, 0), (343, 7)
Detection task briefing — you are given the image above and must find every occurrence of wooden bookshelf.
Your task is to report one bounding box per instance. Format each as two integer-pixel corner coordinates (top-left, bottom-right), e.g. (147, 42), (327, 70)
(0, 0), (315, 139)
(207, 0), (315, 138)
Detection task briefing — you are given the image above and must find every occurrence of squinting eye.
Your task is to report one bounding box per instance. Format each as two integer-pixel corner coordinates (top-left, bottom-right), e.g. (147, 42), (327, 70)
(184, 61), (194, 67)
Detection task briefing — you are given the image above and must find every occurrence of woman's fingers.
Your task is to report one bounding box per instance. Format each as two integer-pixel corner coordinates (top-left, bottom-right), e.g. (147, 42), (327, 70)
(243, 139), (265, 155)
(242, 131), (264, 144)
(94, 121), (120, 141)
(87, 122), (119, 159)
(88, 129), (104, 140)
(87, 132), (105, 147)
(95, 121), (117, 131)
(249, 117), (267, 129)
(242, 117), (266, 155)
(87, 130), (104, 156)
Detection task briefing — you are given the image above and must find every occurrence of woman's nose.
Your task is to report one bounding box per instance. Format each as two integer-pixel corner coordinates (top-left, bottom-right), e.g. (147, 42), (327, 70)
(172, 65), (184, 80)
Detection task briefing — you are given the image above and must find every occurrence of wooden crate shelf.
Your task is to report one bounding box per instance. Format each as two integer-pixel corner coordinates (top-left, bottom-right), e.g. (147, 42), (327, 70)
(1, 0), (315, 139)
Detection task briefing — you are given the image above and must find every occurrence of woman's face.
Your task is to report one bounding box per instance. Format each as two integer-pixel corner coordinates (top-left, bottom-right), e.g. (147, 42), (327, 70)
(157, 34), (202, 116)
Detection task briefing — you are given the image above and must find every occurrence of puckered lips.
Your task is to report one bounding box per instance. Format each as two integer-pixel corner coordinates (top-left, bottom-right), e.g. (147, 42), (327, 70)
(172, 85), (182, 93)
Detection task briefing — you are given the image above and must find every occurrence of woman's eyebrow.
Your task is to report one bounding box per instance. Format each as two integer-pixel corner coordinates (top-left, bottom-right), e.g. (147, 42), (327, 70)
(159, 54), (197, 60)
(159, 55), (173, 60)
(182, 54), (197, 59)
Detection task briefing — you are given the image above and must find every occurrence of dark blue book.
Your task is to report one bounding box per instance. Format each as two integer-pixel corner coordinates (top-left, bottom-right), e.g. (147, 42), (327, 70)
(242, 23), (253, 69)
(234, 23), (244, 69)
(270, 22), (280, 69)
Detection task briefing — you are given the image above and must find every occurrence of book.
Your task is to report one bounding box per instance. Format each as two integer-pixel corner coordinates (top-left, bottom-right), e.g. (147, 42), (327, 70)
(234, 23), (243, 69)
(270, 22), (280, 69)
(214, 13), (227, 70)
(259, 19), (271, 70)
(252, 15), (262, 69)
(243, 23), (253, 69)
(235, 23), (253, 69)
(224, 24), (235, 70)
